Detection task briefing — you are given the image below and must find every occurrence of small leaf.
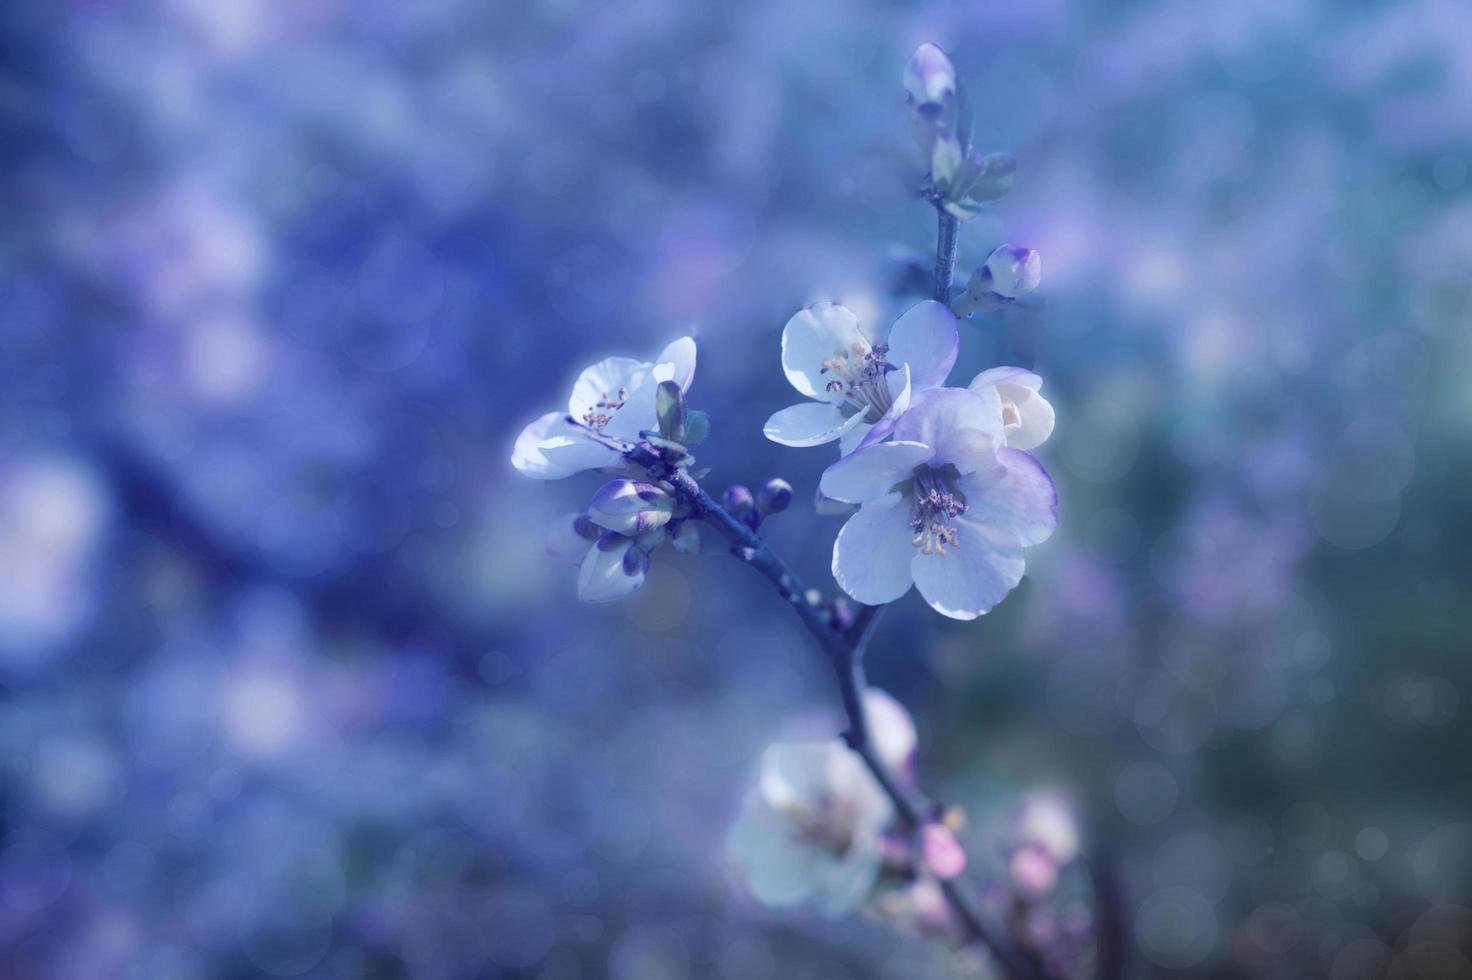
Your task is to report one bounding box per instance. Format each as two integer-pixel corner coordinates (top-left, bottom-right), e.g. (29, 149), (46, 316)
(684, 410), (710, 445)
(942, 197), (983, 221)
(655, 380), (687, 443)
(965, 152), (1016, 203)
(930, 134), (963, 189)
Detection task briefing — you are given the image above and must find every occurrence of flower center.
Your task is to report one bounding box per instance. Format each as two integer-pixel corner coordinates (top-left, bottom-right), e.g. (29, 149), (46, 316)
(909, 464), (967, 556)
(1000, 398), (1021, 431)
(821, 342), (895, 423)
(581, 387), (628, 430)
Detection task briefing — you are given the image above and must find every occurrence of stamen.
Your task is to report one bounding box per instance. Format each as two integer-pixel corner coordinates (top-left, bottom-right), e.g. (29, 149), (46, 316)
(581, 385), (629, 430)
(909, 465), (967, 556)
(821, 339), (895, 423)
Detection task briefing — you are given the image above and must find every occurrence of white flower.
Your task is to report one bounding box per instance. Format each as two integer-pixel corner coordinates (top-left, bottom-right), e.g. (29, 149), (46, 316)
(904, 43), (957, 118)
(820, 387), (1058, 620)
(968, 367), (1055, 451)
(764, 301), (959, 455)
(576, 530), (659, 603)
(587, 479), (674, 535)
(511, 337), (696, 479)
(727, 739), (893, 916)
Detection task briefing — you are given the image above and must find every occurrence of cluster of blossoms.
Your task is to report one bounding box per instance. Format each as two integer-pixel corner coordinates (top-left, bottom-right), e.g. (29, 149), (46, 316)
(511, 41), (1075, 975)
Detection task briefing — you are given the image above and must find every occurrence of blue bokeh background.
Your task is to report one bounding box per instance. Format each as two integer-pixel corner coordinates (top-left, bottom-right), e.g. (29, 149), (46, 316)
(3, 0), (1470, 976)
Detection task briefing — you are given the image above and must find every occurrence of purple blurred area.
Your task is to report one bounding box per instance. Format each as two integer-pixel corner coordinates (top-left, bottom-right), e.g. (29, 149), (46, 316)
(2, 0), (1470, 977)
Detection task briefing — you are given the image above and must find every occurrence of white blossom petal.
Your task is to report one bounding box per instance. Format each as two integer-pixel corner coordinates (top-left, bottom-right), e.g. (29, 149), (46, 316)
(820, 441), (933, 504)
(892, 388), (1003, 475)
(838, 420), (874, 456)
(832, 491), (919, 604)
(909, 520), (1026, 620)
(781, 303), (868, 400)
(601, 372), (663, 441)
(546, 512), (599, 562)
(568, 356), (649, 420)
(655, 336), (697, 391)
(955, 448), (1059, 549)
(510, 411), (570, 478)
(536, 432), (622, 477)
(763, 402), (864, 447)
(885, 300), (958, 391)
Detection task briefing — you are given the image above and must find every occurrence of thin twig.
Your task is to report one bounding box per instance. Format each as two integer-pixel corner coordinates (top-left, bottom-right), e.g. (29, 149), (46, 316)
(934, 208), (959, 302)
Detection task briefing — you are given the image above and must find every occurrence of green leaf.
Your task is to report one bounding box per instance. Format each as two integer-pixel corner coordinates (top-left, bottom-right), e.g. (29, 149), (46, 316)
(930, 134), (963, 189)
(655, 380), (687, 443)
(965, 152), (1016, 203)
(684, 410), (710, 445)
(943, 196), (983, 221)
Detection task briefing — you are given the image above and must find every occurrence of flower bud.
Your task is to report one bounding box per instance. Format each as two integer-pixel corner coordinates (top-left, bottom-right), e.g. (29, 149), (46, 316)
(758, 478), (793, 514)
(588, 479), (673, 535)
(904, 43), (956, 116)
(921, 824), (967, 880)
(980, 245), (1041, 299)
(722, 484), (755, 514)
(546, 511), (601, 562)
(954, 245), (1041, 316)
(577, 532), (650, 602)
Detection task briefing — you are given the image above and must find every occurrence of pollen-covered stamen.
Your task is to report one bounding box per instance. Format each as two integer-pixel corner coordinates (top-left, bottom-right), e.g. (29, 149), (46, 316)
(909, 465), (967, 556)
(1000, 398), (1021, 431)
(819, 342), (896, 422)
(581, 386), (629, 430)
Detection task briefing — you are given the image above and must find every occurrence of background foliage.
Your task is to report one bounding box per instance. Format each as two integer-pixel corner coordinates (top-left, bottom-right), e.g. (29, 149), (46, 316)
(2, 0), (1469, 976)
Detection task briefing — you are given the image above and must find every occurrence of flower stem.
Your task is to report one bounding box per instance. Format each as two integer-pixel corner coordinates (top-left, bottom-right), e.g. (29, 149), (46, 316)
(934, 208), (959, 302)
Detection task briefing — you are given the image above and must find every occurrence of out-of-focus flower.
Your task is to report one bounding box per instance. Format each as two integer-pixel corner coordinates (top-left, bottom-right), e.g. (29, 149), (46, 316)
(511, 338), (697, 479)
(820, 388), (1057, 619)
(764, 301), (958, 454)
(587, 479), (674, 535)
(867, 876), (957, 940)
(920, 823), (967, 879)
(968, 368), (1055, 451)
(1016, 791), (1080, 865)
(864, 687), (917, 779)
(1009, 843), (1059, 898)
(727, 738), (893, 916)
(953, 245), (1041, 316)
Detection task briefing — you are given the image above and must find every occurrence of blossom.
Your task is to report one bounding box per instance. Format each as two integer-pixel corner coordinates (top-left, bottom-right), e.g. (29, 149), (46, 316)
(820, 387), (1057, 619)
(727, 689), (914, 916)
(968, 368), (1055, 451)
(764, 301), (958, 454)
(904, 43), (957, 122)
(587, 479), (673, 535)
(511, 337), (696, 479)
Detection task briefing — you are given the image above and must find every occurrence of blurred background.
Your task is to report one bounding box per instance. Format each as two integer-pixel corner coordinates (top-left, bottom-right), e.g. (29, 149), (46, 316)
(2, 0), (1470, 977)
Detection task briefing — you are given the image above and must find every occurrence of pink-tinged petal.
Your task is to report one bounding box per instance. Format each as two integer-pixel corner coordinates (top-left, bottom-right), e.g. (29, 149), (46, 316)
(655, 336), (697, 391)
(781, 303), (868, 400)
(893, 388), (1002, 475)
(763, 401), (864, 447)
(956, 448), (1058, 549)
(921, 825), (967, 880)
(568, 356), (648, 419)
(863, 688), (916, 775)
(832, 491), (919, 605)
(510, 411), (569, 478)
(820, 441), (933, 504)
(852, 363), (914, 454)
(910, 521), (1026, 620)
(885, 300), (958, 391)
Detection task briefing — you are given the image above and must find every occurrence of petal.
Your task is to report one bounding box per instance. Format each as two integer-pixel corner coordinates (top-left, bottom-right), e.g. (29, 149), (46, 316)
(863, 688), (916, 775)
(832, 491), (919, 605)
(851, 363), (913, 453)
(763, 401), (864, 448)
(510, 411), (571, 478)
(601, 372), (662, 441)
(655, 336), (697, 391)
(568, 356), (649, 419)
(884, 301), (958, 391)
(955, 448), (1059, 548)
(537, 432), (622, 477)
(727, 795), (821, 909)
(781, 303), (868, 400)
(910, 521), (1026, 620)
(820, 441), (933, 503)
(893, 388), (1003, 475)
(1004, 385), (1055, 451)
(838, 421), (873, 456)
(814, 485), (860, 517)
(969, 366), (1041, 393)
